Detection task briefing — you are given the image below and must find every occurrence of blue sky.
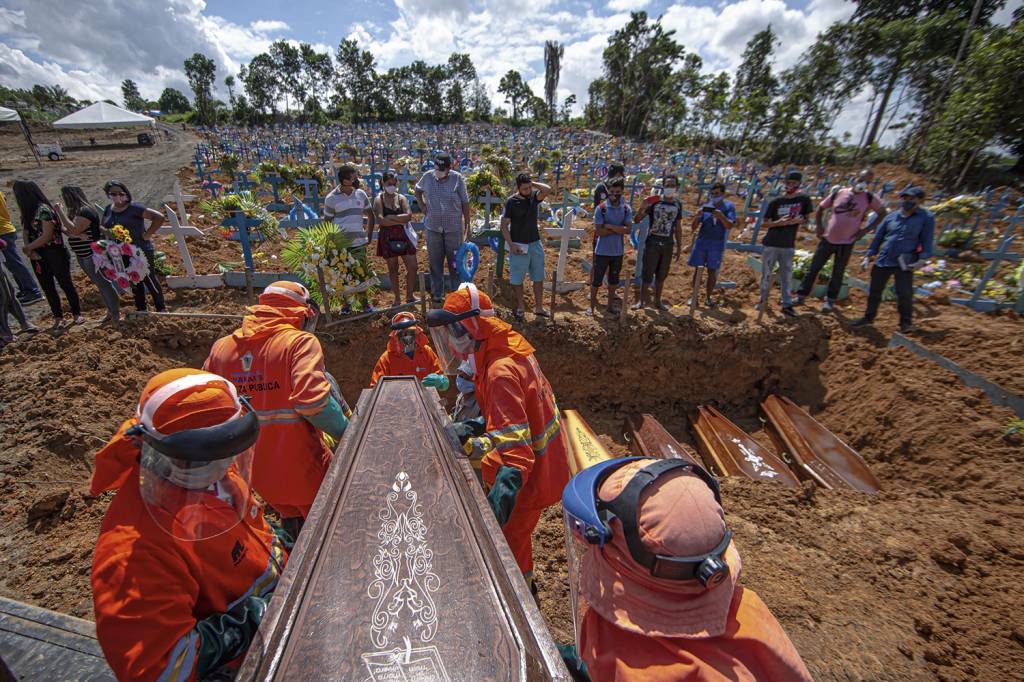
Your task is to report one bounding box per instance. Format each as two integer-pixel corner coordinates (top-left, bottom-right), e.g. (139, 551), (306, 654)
(0, 0), (1021, 141)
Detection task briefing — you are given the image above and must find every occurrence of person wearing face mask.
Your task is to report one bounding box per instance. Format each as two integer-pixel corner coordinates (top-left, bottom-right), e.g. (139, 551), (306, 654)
(414, 154), (472, 302)
(632, 174), (683, 311)
(589, 179), (632, 316)
(687, 182), (736, 313)
(427, 283), (570, 590)
(204, 281), (351, 538)
(852, 187), (934, 333)
(796, 168), (886, 312)
(374, 172), (419, 307)
(90, 368), (290, 681)
(323, 165), (375, 311)
(756, 171), (813, 322)
(500, 172), (553, 320)
(101, 180), (167, 312)
(370, 311), (447, 389)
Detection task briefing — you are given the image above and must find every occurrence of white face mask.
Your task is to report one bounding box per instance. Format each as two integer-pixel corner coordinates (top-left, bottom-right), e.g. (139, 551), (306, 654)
(147, 445), (233, 490)
(853, 182), (867, 193)
(384, 185), (397, 194)
(663, 187), (676, 198)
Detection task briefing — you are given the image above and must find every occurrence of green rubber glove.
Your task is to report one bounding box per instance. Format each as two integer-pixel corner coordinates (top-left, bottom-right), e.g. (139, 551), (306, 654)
(451, 416), (486, 443)
(486, 465), (522, 526)
(557, 643), (591, 682)
(194, 595), (269, 678)
(421, 373), (450, 391)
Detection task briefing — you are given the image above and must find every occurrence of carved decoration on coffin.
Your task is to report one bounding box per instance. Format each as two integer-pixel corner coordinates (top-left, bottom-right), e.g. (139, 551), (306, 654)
(368, 471), (441, 650)
(728, 436), (782, 479)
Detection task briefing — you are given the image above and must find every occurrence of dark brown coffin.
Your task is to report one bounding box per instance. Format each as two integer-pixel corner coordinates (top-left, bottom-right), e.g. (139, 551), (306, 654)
(761, 395), (881, 493)
(239, 376), (568, 681)
(690, 405), (801, 487)
(623, 413), (702, 465)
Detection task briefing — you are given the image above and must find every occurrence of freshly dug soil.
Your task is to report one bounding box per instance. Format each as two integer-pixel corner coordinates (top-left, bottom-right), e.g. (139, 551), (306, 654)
(1, 153), (1022, 681)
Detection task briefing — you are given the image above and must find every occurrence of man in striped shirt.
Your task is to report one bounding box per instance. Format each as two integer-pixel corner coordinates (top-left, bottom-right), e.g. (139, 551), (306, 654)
(323, 164), (375, 250)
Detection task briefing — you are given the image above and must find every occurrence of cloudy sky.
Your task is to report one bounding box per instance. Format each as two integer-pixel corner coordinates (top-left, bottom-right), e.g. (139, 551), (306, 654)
(0, 0), (1021, 142)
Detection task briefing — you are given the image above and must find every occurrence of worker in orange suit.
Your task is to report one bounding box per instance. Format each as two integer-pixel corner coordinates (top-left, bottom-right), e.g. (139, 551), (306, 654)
(427, 283), (570, 589)
(204, 281), (351, 538)
(370, 311), (448, 389)
(90, 368), (289, 681)
(560, 457), (813, 681)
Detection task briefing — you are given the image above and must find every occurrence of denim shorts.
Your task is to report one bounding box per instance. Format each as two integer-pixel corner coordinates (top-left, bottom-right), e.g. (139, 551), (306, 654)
(508, 240), (545, 285)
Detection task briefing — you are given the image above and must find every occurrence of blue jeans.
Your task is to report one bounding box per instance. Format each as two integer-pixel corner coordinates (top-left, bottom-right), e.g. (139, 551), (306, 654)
(1, 233), (41, 297)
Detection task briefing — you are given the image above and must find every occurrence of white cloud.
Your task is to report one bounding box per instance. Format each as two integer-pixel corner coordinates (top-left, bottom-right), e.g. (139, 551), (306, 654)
(251, 19), (290, 33)
(607, 0), (649, 10)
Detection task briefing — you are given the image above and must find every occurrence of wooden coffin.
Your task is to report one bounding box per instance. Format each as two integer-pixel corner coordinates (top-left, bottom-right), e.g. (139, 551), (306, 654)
(690, 405), (801, 487)
(623, 413), (702, 465)
(0, 597), (114, 681)
(239, 376), (568, 681)
(562, 409), (618, 475)
(761, 395), (882, 493)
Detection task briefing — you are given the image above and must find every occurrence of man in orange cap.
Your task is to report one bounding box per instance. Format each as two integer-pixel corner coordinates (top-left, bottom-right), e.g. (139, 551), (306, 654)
(427, 283), (570, 587)
(204, 281), (351, 536)
(561, 457), (812, 681)
(91, 368), (289, 681)
(370, 311), (448, 389)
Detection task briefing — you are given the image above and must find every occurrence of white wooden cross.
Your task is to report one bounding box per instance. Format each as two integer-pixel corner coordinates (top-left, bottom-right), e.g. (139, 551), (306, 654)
(163, 179), (197, 229)
(543, 208), (587, 293)
(158, 205), (223, 289)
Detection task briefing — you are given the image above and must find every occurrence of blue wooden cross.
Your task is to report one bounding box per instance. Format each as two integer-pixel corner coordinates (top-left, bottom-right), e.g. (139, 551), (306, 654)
(295, 178), (323, 218)
(263, 175), (290, 212)
(951, 204), (1023, 312)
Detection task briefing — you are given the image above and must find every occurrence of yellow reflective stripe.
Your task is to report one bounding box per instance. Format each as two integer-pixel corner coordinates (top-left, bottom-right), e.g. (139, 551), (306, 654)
(490, 426), (531, 452)
(530, 412), (561, 456)
(158, 630), (197, 682)
(225, 533), (286, 611)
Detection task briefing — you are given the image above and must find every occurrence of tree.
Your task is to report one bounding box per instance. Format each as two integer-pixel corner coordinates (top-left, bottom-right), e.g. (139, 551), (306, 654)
(300, 43), (335, 104)
(724, 26), (778, 151)
(158, 87), (191, 114)
(183, 52), (217, 125)
(595, 12), (685, 138)
(269, 40), (303, 113)
(335, 39), (377, 121)
(224, 75), (236, 106)
(470, 77), (492, 120)
(121, 79), (145, 111)
(559, 94), (576, 124)
(241, 55), (280, 117)
(498, 70), (531, 122)
(544, 41), (564, 126)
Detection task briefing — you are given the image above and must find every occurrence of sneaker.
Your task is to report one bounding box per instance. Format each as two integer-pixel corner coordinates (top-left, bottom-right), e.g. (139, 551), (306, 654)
(821, 300), (834, 313)
(72, 315), (86, 325)
(850, 317), (872, 327)
(794, 294), (806, 306)
(533, 309), (551, 318)
(657, 302), (670, 311)
(630, 302), (644, 311)
(782, 306), (798, 318)
(899, 323), (915, 334)
(18, 293), (43, 305)
(704, 297), (714, 308)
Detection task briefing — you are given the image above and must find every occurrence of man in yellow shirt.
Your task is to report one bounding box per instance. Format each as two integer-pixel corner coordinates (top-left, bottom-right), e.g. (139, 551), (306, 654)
(0, 188), (42, 304)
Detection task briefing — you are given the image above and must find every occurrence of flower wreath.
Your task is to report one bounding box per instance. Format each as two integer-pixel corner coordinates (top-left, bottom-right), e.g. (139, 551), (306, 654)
(91, 224), (150, 290)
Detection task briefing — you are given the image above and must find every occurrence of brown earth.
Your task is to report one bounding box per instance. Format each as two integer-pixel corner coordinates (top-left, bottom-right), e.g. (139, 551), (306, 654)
(1, 149), (1022, 681)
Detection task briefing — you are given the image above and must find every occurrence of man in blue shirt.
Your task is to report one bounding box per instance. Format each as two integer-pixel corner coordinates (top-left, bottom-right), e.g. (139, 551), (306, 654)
(852, 186), (934, 333)
(687, 182), (736, 314)
(588, 179), (631, 316)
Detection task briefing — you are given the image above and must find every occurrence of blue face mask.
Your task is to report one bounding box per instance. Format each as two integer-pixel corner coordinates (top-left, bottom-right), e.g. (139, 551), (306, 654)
(712, 195), (724, 204)
(900, 200), (916, 212)
(456, 376), (475, 394)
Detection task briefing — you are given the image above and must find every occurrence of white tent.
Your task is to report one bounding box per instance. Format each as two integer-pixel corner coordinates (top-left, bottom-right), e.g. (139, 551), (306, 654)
(0, 106), (18, 122)
(52, 101), (154, 129)
(0, 106), (40, 164)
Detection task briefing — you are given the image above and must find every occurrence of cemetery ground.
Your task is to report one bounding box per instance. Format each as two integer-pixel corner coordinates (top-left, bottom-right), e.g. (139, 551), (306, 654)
(0, 152), (1022, 681)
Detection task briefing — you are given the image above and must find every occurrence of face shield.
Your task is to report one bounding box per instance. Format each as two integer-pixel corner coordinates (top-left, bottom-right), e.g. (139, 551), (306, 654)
(426, 308), (480, 370)
(561, 457), (731, 648)
(132, 395), (260, 542)
(397, 329), (417, 354)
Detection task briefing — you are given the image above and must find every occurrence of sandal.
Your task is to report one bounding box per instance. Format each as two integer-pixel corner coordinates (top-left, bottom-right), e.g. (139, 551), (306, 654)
(533, 309), (551, 318)
(73, 316), (86, 325)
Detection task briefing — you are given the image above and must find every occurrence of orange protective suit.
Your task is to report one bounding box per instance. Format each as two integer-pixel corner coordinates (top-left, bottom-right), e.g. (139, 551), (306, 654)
(443, 286), (570, 577)
(90, 370), (287, 682)
(204, 288), (334, 519)
(370, 324), (442, 386)
(579, 588), (813, 681)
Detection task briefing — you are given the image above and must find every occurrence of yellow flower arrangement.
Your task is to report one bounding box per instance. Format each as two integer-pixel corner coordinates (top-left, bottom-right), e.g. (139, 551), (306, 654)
(111, 224), (132, 244)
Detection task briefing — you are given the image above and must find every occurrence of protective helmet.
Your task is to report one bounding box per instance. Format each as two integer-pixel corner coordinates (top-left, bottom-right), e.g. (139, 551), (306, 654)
(127, 369), (259, 542)
(261, 280), (318, 330)
(425, 283), (494, 364)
